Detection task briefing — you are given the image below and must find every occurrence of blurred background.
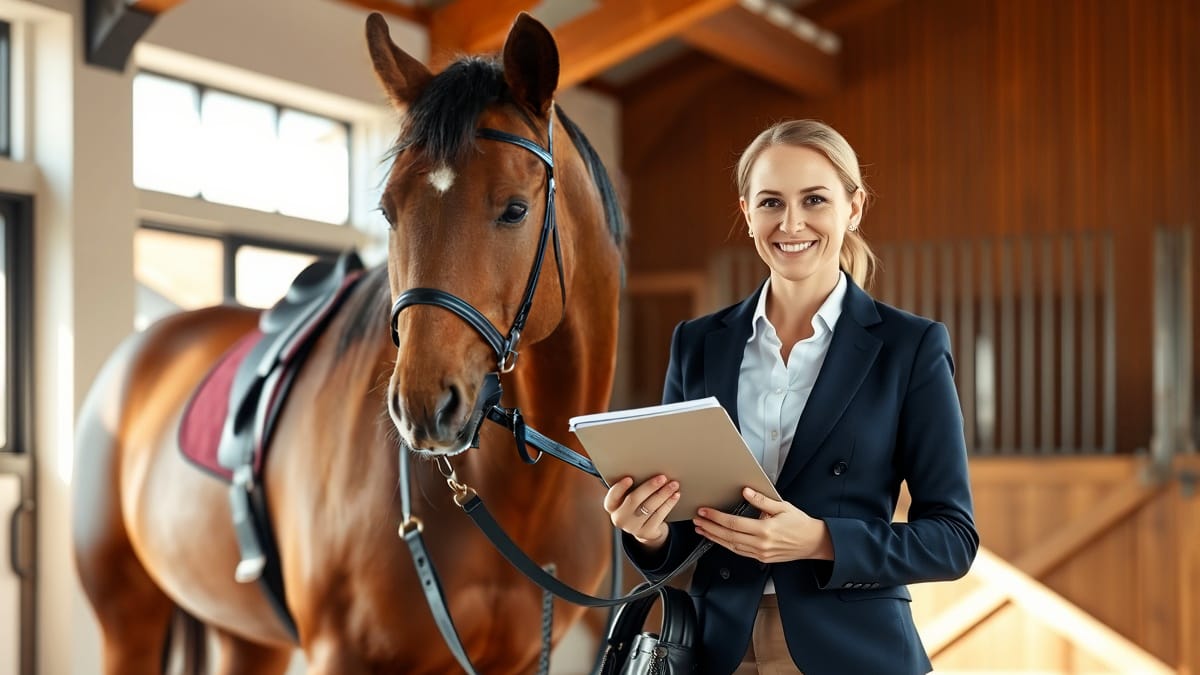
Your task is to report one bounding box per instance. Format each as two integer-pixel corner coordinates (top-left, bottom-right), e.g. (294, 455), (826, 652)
(0, 0), (1195, 672)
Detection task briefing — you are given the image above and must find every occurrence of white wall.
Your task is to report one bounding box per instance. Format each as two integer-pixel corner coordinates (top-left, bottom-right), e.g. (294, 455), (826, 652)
(0, 1), (622, 673)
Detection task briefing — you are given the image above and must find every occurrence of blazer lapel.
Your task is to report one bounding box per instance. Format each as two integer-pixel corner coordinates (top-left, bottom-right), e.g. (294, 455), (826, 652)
(703, 282), (762, 432)
(774, 277), (882, 492)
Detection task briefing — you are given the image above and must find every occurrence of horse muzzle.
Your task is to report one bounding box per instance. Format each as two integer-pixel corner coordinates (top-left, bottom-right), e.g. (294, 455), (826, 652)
(387, 379), (488, 456)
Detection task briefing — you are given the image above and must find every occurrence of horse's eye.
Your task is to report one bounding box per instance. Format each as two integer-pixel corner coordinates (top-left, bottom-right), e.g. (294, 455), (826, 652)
(498, 202), (529, 225)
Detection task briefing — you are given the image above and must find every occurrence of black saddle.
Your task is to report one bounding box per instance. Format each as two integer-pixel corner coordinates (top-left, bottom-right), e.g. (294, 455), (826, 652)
(218, 250), (365, 641)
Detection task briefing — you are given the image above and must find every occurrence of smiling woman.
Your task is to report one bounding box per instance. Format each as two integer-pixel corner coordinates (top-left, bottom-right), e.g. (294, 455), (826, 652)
(603, 119), (978, 675)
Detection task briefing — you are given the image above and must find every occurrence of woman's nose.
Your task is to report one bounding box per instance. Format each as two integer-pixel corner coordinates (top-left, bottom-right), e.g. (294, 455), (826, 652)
(780, 210), (805, 232)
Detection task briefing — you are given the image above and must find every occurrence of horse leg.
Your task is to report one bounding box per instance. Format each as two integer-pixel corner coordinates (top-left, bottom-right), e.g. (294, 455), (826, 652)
(73, 342), (176, 675)
(211, 629), (294, 675)
(74, 512), (175, 674)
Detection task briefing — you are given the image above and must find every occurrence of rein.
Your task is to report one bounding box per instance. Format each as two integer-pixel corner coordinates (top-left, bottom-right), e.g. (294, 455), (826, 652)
(391, 116), (721, 674)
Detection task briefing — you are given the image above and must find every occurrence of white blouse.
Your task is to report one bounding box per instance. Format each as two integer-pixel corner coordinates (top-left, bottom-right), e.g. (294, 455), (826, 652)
(737, 271), (847, 593)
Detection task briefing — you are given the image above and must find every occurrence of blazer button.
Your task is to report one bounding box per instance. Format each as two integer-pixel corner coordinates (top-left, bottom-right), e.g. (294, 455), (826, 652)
(832, 461), (848, 476)
(719, 568), (731, 580)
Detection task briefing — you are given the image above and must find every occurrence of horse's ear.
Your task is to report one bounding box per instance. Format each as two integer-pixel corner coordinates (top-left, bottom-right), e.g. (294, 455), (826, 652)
(502, 13), (559, 116)
(365, 12), (432, 108)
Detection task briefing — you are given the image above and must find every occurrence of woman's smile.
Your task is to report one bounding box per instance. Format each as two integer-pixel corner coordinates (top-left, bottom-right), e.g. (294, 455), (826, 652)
(774, 240), (818, 255)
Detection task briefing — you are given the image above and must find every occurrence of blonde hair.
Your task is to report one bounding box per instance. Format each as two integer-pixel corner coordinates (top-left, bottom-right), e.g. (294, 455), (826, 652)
(735, 119), (878, 289)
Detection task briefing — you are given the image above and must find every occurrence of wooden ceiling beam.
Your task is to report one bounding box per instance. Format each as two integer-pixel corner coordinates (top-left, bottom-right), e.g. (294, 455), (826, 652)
(429, 0), (540, 66)
(86, 0), (189, 71)
(336, 0), (431, 26)
(553, 0), (739, 90)
(801, 0), (904, 31)
(680, 5), (839, 98)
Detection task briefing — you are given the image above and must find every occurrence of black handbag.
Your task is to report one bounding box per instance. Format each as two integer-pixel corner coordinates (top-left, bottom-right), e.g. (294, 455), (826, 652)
(599, 581), (698, 675)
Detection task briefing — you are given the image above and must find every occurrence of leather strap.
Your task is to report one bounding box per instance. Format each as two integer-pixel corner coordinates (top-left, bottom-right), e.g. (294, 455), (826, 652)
(459, 492), (749, 607)
(399, 447), (556, 675)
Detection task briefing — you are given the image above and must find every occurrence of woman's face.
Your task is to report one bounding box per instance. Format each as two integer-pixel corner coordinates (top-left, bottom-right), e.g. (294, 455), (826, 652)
(740, 144), (863, 287)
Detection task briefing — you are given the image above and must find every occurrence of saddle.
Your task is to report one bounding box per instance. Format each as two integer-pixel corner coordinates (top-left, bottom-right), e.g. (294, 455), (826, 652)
(177, 250), (365, 640)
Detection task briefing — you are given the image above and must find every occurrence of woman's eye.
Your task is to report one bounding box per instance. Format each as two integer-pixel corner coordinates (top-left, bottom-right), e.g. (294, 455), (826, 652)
(758, 198), (782, 208)
(804, 195), (827, 206)
(498, 202), (529, 224)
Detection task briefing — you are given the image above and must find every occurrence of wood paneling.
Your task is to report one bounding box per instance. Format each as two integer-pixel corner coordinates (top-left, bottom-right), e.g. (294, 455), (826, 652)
(620, 0), (1200, 455)
(909, 456), (1198, 672)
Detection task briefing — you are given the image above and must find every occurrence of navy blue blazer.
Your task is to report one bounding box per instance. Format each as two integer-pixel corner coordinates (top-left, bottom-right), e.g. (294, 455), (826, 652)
(625, 275), (979, 675)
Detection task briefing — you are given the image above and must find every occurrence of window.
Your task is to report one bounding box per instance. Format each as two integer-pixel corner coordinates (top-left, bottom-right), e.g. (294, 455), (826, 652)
(1, 195), (33, 675)
(134, 225), (338, 331)
(0, 21), (11, 158)
(133, 72), (350, 225)
(1, 197), (31, 453)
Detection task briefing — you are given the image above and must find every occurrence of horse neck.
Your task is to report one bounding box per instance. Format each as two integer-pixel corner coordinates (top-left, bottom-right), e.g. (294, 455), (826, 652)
(466, 249), (620, 497)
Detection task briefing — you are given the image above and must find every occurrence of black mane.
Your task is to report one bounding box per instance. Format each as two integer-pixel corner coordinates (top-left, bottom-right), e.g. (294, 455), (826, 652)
(389, 56), (627, 247)
(393, 57), (512, 166)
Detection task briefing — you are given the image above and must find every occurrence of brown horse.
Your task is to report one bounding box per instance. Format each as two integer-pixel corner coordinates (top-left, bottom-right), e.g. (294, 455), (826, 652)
(72, 13), (625, 674)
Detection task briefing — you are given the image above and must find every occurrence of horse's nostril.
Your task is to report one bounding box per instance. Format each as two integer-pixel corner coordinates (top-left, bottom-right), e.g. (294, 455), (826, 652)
(389, 389), (404, 423)
(434, 385), (461, 433)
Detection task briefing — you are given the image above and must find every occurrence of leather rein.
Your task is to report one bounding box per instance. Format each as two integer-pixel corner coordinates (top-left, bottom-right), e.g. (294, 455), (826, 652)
(389, 115), (718, 675)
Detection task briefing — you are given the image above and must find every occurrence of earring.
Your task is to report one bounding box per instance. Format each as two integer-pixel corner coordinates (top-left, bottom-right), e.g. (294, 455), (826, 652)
(849, 223), (859, 232)
(748, 229), (754, 237)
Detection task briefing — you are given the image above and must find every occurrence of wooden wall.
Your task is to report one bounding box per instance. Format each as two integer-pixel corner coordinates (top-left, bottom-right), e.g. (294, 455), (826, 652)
(618, 0), (1200, 452)
(907, 456), (1199, 673)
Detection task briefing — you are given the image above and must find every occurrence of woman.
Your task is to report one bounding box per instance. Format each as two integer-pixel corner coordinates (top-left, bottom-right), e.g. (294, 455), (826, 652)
(603, 120), (979, 675)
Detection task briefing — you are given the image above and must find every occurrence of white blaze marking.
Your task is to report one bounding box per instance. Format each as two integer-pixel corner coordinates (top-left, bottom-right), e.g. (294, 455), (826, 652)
(428, 165), (455, 193)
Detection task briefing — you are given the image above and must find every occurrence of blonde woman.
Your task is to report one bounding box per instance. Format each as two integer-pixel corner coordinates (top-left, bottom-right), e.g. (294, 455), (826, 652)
(603, 120), (978, 675)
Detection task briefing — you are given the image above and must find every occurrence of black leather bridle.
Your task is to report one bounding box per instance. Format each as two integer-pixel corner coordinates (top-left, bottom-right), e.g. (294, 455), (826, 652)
(388, 116), (565, 375)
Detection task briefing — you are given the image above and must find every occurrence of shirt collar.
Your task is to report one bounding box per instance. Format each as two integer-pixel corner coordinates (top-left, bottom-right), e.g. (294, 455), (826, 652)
(748, 271), (848, 343)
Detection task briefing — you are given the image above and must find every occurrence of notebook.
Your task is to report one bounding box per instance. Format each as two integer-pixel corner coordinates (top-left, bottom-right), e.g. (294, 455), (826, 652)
(569, 397), (782, 521)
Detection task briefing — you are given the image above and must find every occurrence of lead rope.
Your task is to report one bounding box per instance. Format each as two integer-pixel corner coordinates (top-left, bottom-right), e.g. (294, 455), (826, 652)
(539, 563), (556, 675)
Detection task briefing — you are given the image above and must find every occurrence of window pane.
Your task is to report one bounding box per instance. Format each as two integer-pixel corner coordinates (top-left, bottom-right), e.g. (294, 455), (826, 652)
(0, 21), (12, 158)
(133, 73), (202, 197)
(277, 110), (349, 224)
(200, 91), (278, 212)
(134, 229), (224, 331)
(235, 246), (318, 309)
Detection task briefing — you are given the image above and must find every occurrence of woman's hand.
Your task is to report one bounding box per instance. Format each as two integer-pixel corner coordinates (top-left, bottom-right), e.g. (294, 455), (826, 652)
(693, 487), (834, 563)
(602, 474), (681, 551)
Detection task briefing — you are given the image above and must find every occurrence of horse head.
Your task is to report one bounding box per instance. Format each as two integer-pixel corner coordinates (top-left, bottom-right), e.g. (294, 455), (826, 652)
(367, 12), (623, 457)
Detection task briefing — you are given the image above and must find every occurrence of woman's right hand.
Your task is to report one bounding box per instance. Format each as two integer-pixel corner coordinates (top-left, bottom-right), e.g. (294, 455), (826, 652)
(603, 475), (681, 551)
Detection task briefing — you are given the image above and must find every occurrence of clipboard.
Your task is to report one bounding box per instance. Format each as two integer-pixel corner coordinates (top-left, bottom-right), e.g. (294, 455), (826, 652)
(569, 397), (782, 521)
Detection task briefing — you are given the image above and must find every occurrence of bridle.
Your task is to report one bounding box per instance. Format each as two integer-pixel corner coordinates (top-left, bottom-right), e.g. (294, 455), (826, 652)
(389, 115), (565, 375)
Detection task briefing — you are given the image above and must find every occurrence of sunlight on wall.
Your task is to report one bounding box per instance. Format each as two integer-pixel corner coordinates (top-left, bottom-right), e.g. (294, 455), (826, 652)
(54, 326), (73, 485)
(0, 474), (16, 675)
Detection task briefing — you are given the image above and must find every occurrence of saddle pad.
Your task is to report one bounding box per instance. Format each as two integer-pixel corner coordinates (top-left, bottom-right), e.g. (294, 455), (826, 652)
(179, 330), (264, 482)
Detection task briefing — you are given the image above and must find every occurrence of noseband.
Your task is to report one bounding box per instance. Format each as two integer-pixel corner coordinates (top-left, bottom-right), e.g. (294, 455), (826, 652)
(389, 116), (565, 374)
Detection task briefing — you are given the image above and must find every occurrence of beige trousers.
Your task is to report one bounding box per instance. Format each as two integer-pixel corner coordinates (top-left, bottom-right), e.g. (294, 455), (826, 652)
(732, 595), (803, 675)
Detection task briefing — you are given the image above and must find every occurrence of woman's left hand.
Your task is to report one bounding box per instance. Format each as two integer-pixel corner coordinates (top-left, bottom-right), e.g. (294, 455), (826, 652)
(693, 487), (834, 563)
